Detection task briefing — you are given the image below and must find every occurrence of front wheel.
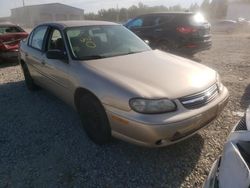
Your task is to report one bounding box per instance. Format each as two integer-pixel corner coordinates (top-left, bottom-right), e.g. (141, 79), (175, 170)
(79, 94), (112, 145)
(20, 62), (39, 91)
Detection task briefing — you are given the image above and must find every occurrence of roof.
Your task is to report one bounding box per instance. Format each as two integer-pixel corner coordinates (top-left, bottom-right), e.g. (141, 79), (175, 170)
(0, 22), (16, 26)
(139, 12), (195, 17)
(11, 3), (84, 12)
(38, 20), (119, 29)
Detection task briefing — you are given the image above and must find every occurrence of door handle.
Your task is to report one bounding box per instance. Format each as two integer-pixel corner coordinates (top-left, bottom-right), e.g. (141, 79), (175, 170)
(25, 52), (28, 57)
(41, 60), (46, 65)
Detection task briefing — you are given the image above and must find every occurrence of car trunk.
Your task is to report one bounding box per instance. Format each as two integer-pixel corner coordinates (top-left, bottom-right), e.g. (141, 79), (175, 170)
(0, 32), (28, 52)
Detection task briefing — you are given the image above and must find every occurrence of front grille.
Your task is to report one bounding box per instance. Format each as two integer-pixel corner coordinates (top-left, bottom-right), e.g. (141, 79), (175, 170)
(235, 115), (247, 131)
(179, 84), (219, 109)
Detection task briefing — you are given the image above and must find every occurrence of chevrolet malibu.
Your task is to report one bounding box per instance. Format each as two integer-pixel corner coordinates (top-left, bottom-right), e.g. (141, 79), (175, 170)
(19, 21), (229, 147)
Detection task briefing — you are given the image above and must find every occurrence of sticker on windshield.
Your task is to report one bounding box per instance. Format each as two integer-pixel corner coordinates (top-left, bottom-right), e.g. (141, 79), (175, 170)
(79, 36), (96, 48)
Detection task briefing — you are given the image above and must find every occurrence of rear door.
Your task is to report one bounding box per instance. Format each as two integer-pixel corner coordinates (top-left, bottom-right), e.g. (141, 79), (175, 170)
(125, 16), (157, 42)
(125, 17), (144, 37)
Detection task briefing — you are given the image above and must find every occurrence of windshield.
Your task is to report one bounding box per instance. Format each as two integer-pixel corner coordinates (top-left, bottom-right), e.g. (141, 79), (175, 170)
(65, 25), (151, 60)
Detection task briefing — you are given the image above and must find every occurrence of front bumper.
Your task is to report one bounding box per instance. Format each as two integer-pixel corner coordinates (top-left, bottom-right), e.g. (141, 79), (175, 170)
(106, 87), (229, 147)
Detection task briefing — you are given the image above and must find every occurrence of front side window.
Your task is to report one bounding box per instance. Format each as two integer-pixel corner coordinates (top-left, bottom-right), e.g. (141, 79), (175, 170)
(66, 25), (151, 60)
(30, 26), (48, 50)
(47, 29), (65, 51)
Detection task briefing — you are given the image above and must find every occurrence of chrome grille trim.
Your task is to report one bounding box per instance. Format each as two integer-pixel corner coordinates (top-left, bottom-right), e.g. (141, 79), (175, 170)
(179, 84), (219, 109)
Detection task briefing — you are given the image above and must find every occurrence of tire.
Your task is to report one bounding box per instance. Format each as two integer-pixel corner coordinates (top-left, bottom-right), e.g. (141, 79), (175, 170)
(79, 94), (112, 145)
(20, 62), (39, 91)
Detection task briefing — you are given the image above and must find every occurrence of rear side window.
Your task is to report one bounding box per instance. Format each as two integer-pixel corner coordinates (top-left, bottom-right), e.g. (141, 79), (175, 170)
(0, 26), (24, 35)
(126, 18), (143, 29)
(30, 26), (48, 50)
(155, 15), (175, 25)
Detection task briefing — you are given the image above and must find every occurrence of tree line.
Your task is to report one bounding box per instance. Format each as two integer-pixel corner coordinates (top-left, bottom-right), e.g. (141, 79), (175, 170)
(84, 0), (248, 22)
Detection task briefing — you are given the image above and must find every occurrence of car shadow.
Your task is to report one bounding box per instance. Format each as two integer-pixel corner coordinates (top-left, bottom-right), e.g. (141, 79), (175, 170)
(0, 81), (204, 187)
(241, 84), (250, 109)
(0, 58), (19, 68)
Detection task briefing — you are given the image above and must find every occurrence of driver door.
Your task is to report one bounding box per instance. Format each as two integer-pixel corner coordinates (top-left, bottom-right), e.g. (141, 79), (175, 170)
(41, 27), (72, 104)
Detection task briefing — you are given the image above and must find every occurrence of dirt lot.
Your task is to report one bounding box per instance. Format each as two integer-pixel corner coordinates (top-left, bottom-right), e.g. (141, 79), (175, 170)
(0, 33), (250, 187)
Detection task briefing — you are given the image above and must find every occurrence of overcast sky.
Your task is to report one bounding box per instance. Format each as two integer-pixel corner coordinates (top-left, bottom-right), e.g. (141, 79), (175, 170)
(0, 0), (203, 17)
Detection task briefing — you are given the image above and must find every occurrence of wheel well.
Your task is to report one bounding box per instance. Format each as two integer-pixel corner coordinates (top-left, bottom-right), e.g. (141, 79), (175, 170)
(74, 88), (100, 112)
(20, 59), (25, 65)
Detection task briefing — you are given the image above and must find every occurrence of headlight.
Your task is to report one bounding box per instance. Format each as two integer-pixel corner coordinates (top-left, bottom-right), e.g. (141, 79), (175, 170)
(129, 98), (177, 114)
(217, 74), (223, 92)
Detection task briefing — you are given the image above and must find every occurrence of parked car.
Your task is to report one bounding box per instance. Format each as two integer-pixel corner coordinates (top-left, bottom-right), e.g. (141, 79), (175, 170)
(204, 106), (250, 188)
(211, 20), (238, 33)
(19, 21), (229, 147)
(0, 22), (28, 60)
(124, 12), (212, 56)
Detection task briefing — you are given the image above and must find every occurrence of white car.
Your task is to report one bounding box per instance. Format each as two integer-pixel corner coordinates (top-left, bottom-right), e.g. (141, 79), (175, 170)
(212, 20), (238, 33)
(204, 106), (250, 188)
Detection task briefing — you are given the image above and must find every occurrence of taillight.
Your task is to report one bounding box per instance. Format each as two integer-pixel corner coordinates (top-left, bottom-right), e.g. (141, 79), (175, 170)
(0, 39), (5, 50)
(176, 26), (197, 34)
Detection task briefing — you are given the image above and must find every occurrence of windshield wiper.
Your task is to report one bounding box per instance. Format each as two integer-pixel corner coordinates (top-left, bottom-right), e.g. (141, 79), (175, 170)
(105, 51), (145, 58)
(81, 55), (107, 60)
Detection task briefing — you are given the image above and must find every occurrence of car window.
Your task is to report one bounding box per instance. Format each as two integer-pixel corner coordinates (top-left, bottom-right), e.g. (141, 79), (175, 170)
(47, 29), (65, 51)
(66, 25), (151, 60)
(30, 26), (48, 50)
(155, 15), (174, 26)
(127, 18), (143, 29)
(0, 26), (24, 35)
(142, 16), (157, 27)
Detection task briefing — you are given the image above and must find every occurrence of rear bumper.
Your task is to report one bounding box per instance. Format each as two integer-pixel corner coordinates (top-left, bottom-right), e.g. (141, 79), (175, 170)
(179, 39), (212, 54)
(0, 50), (19, 59)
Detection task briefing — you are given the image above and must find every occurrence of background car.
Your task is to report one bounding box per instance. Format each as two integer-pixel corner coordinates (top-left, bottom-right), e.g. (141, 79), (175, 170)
(124, 12), (212, 56)
(0, 22), (28, 60)
(19, 21), (228, 147)
(204, 106), (250, 188)
(211, 20), (238, 33)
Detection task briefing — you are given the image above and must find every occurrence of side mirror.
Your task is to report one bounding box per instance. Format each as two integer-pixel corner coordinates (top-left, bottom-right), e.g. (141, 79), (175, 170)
(46, 50), (67, 60)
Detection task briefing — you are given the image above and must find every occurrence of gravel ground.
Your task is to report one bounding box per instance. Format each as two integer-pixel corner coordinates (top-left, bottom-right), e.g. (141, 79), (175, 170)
(0, 33), (250, 188)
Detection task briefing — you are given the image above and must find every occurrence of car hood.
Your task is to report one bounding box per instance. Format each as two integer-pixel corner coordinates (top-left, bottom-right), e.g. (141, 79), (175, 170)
(84, 50), (217, 99)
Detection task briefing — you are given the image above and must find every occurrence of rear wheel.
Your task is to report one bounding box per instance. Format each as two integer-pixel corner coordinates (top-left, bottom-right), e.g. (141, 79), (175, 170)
(20, 62), (39, 91)
(79, 94), (112, 145)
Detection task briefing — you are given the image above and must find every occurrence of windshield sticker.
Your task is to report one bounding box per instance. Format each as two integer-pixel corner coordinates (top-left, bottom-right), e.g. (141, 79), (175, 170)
(79, 37), (96, 48)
